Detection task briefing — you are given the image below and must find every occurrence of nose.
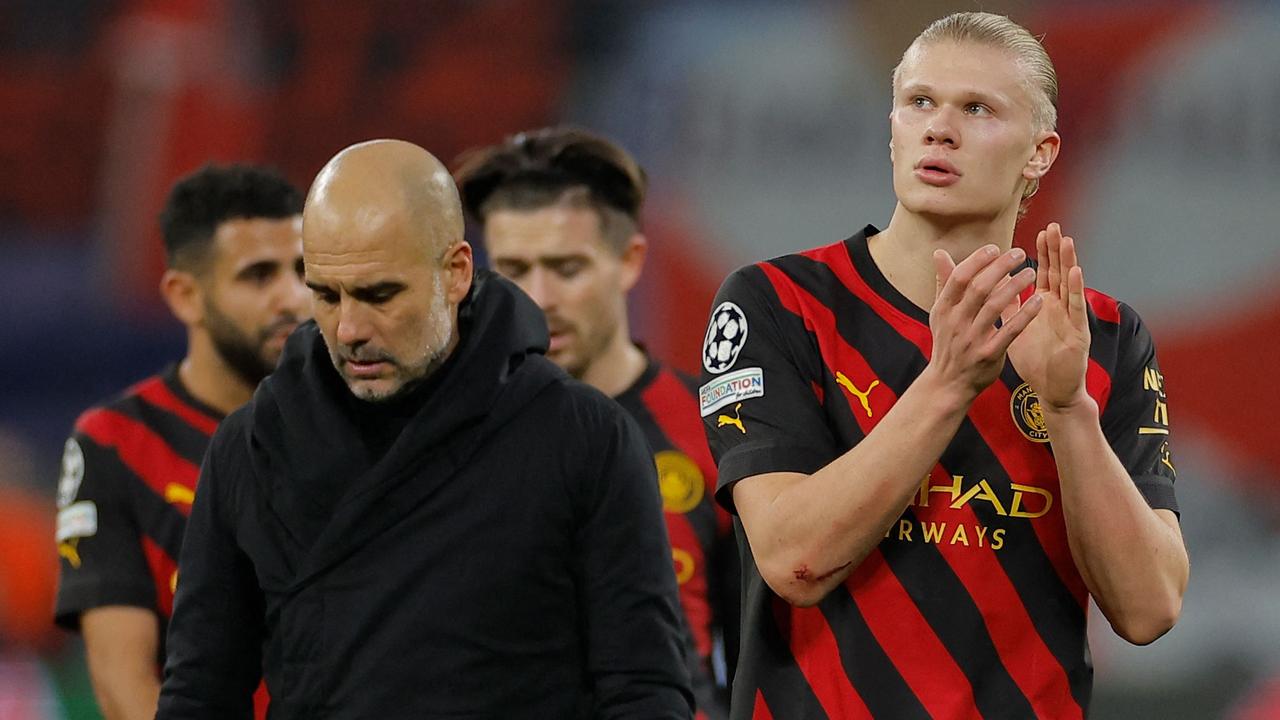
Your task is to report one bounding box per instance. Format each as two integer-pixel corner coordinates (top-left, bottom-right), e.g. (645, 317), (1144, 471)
(277, 268), (312, 321)
(924, 106), (960, 147)
(334, 297), (371, 348)
(522, 267), (558, 313)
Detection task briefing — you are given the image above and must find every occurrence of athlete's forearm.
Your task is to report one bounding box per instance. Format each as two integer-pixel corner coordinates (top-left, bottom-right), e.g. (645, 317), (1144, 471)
(736, 367), (973, 606)
(88, 663), (160, 720)
(1045, 398), (1188, 644)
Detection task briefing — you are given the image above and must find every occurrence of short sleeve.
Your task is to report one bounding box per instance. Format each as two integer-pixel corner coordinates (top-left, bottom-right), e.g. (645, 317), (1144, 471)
(54, 431), (158, 630)
(699, 266), (838, 514)
(1098, 304), (1179, 515)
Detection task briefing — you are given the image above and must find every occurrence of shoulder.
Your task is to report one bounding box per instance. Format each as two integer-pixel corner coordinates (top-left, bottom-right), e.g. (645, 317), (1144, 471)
(71, 374), (168, 445)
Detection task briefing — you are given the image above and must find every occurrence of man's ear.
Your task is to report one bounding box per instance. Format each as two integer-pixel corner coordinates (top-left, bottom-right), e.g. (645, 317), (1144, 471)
(443, 241), (474, 304)
(617, 234), (648, 294)
(1024, 130), (1061, 182)
(160, 269), (204, 326)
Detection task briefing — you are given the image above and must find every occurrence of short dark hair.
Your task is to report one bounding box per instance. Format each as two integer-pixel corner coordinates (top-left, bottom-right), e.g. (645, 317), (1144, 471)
(453, 127), (647, 253)
(159, 163), (303, 272)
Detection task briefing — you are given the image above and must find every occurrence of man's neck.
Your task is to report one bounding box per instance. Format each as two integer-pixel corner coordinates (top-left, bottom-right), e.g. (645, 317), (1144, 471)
(179, 333), (255, 416)
(870, 204), (1019, 311)
(580, 326), (648, 399)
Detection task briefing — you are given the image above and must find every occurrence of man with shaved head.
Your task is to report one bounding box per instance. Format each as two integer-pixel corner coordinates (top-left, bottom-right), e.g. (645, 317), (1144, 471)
(157, 140), (694, 719)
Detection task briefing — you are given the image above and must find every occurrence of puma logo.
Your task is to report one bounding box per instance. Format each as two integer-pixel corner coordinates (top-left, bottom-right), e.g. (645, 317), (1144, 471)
(164, 483), (195, 506)
(717, 403), (746, 434)
(835, 372), (879, 418)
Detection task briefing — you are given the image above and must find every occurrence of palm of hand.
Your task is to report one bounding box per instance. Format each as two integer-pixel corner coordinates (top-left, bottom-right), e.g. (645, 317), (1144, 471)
(1004, 225), (1091, 410)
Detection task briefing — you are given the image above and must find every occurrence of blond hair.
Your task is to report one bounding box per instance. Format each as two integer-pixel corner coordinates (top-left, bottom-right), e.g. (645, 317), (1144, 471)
(893, 12), (1058, 133)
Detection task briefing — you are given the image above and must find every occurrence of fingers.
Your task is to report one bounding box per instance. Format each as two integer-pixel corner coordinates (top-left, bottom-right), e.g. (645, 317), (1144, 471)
(989, 292), (1043, 355)
(1059, 232), (1078, 300)
(1068, 264), (1087, 321)
(938, 244), (1026, 318)
(1045, 223), (1062, 297)
(935, 245), (989, 308)
(933, 249), (956, 300)
(1035, 230), (1049, 293)
(976, 266), (1035, 330)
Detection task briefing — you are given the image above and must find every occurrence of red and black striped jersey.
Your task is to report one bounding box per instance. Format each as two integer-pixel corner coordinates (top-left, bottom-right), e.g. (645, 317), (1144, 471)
(700, 226), (1179, 720)
(55, 366), (220, 635)
(616, 359), (736, 720)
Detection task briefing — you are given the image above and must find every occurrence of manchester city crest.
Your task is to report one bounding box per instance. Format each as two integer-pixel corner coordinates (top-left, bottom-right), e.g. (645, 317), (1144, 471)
(1011, 383), (1050, 443)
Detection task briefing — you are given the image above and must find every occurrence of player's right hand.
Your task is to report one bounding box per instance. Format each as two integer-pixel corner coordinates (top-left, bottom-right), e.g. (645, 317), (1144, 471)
(925, 244), (1041, 399)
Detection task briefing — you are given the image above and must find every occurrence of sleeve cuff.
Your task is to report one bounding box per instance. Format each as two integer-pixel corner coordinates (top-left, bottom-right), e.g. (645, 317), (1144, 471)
(54, 579), (158, 630)
(714, 443), (833, 514)
(1133, 473), (1179, 517)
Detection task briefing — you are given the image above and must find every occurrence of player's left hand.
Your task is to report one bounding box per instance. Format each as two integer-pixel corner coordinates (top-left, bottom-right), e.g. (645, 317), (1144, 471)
(1004, 223), (1091, 411)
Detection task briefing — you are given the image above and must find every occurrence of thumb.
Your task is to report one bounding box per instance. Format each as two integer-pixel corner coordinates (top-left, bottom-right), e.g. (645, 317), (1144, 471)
(933, 249), (956, 299)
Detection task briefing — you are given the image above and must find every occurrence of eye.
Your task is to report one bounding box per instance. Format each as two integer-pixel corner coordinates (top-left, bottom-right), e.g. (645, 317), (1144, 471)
(911, 96), (933, 109)
(553, 259), (586, 279)
(964, 102), (992, 116)
(311, 288), (338, 305)
(494, 262), (528, 280)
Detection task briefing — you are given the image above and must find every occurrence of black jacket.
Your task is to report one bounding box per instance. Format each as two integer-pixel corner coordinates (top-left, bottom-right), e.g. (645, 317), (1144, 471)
(157, 271), (693, 719)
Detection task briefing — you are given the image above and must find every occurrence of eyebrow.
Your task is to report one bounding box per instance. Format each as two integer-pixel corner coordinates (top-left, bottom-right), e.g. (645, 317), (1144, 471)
(305, 280), (407, 298)
(234, 259), (280, 277)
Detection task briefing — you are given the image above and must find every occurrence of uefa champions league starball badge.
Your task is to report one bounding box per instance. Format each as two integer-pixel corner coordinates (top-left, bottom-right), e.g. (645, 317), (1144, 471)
(703, 301), (748, 374)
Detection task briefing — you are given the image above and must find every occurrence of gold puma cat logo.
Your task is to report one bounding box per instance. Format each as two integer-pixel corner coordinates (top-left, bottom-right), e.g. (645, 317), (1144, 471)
(717, 403), (746, 434)
(835, 372), (879, 418)
(164, 483), (195, 506)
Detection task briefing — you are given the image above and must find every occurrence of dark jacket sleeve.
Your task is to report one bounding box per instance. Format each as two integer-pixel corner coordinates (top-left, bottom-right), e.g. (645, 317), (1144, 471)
(577, 406), (694, 719)
(157, 417), (264, 719)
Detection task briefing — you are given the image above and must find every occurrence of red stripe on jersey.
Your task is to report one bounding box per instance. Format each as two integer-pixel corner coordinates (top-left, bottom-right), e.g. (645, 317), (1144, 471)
(761, 260), (1082, 717)
(751, 689), (774, 720)
(967, 385), (1090, 606)
(76, 409), (200, 517)
(759, 262), (973, 716)
(847, 551), (981, 719)
(135, 376), (220, 436)
(803, 243), (934, 353)
(639, 366), (727, 655)
(141, 535), (178, 618)
(642, 369), (721, 509)
(915, 466), (1083, 720)
(1085, 289), (1120, 325)
(788, 602), (874, 719)
(666, 510), (713, 656)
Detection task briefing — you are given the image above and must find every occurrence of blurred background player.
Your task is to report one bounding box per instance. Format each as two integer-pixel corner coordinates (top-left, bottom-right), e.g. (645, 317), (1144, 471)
(52, 164), (309, 720)
(456, 126), (736, 719)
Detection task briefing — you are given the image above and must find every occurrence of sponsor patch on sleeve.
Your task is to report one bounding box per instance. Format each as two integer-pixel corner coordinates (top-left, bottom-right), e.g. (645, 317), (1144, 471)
(55, 501), (98, 543)
(56, 437), (85, 509)
(699, 367), (765, 417)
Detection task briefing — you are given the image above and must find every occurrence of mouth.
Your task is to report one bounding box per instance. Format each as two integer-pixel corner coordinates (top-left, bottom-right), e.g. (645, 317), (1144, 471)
(546, 321), (573, 354)
(262, 320), (300, 346)
(342, 355), (393, 378)
(914, 157), (961, 186)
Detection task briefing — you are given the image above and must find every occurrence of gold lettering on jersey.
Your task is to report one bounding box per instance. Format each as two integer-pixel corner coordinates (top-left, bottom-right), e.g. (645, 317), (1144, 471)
(913, 474), (1053, 519)
(1159, 441), (1177, 475)
(717, 403), (746, 434)
(890, 474), (1053, 552)
(1010, 383), (1050, 442)
(656, 451), (705, 514)
(1153, 397), (1169, 426)
(1143, 367), (1166, 397)
(884, 519), (1006, 550)
(57, 538), (82, 569)
(835, 372), (879, 418)
(170, 570), (179, 593)
(164, 483), (195, 506)
(672, 548), (696, 585)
